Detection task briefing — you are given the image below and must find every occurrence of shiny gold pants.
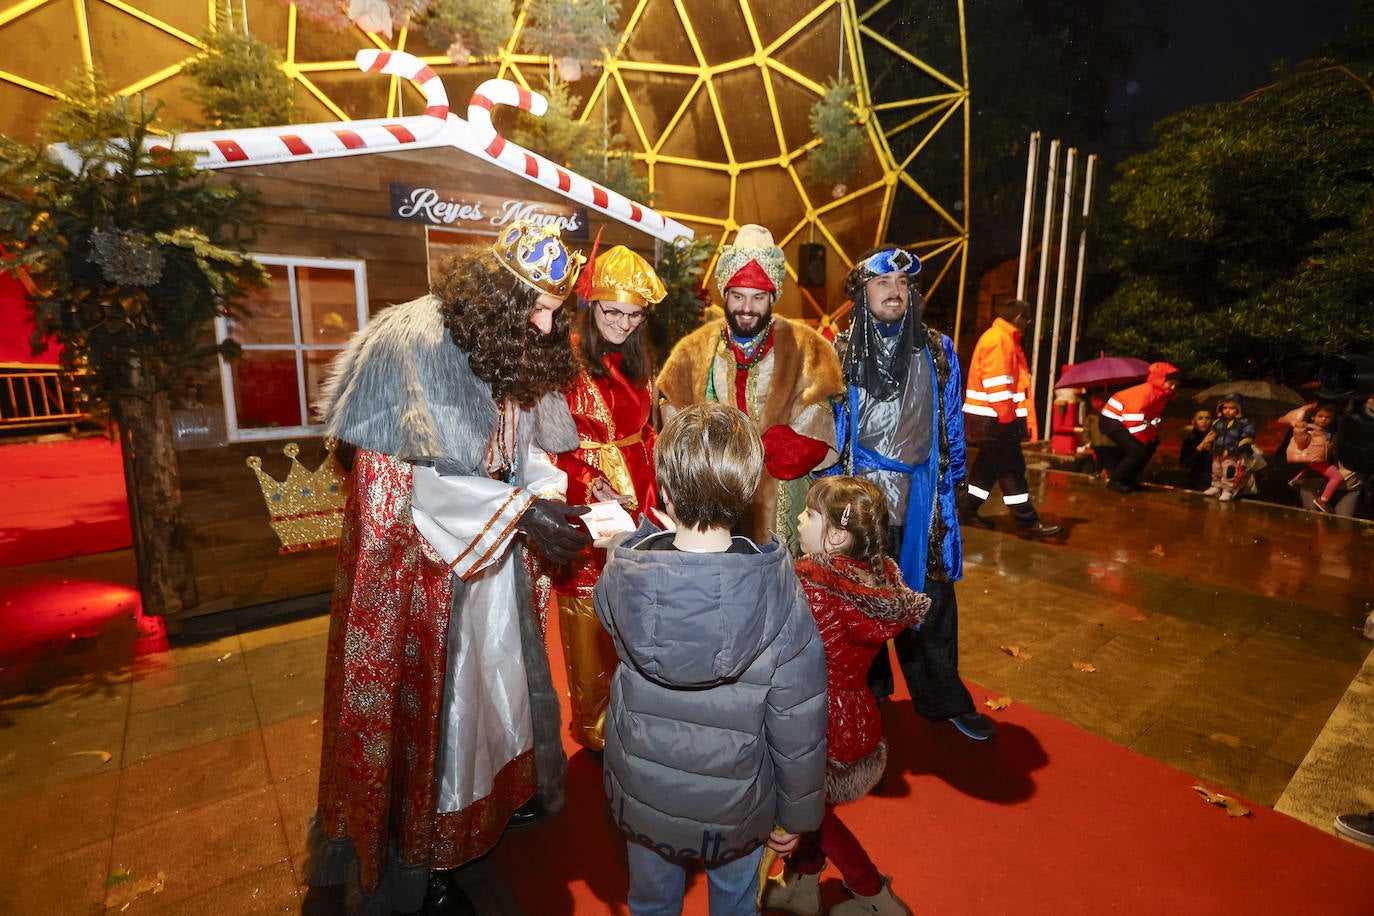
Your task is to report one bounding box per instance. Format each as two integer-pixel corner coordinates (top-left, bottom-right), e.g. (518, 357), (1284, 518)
(555, 594), (617, 751)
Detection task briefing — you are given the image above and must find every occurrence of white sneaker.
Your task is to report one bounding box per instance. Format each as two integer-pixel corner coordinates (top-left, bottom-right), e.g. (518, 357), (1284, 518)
(1219, 491), (1234, 502)
(1203, 487), (1221, 497)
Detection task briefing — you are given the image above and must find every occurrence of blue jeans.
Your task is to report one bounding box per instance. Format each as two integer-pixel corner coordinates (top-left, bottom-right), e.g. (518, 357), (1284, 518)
(626, 839), (765, 916)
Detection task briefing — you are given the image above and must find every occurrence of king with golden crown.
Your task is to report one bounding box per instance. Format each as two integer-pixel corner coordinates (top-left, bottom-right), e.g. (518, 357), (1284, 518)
(304, 219), (591, 915)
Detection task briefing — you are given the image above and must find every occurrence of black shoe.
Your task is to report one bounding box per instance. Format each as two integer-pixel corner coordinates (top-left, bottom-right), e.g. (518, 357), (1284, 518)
(949, 711), (996, 741)
(1334, 812), (1374, 845)
(961, 512), (995, 530)
(422, 870), (475, 916)
(1017, 521), (1063, 539)
(582, 746), (605, 765)
(505, 798), (550, 832)
(1106, 481), (1133, 494)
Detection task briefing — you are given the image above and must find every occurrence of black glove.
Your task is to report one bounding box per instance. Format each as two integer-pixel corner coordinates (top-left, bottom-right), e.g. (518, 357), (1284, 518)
(517, 498), (591, 565)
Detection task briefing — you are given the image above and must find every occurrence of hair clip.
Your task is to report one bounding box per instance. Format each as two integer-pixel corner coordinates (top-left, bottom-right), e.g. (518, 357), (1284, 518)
(839, 503), (851, 527)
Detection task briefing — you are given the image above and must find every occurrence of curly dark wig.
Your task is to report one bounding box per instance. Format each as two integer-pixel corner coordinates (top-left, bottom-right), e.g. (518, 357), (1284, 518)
(573, 300), (655, 386)
(433, 248), (578, 408)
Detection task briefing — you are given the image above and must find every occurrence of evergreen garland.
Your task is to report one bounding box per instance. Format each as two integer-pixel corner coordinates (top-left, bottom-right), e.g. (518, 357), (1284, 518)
(807, 77), (865, 188)
(521, 0), (621, 70)
(415, 0), (514, 61)
(181, 28), (298, 129)
(649, 235), (715, 354)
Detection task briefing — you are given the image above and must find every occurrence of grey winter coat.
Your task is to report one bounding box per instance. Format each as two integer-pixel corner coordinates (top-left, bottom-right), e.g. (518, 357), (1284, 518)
(594, 523), (828, 866)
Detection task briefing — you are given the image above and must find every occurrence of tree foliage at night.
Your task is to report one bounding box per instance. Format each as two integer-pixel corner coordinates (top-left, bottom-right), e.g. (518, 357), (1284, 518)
(1087, 12), (1374, 384)
(0, 76), (264, 616)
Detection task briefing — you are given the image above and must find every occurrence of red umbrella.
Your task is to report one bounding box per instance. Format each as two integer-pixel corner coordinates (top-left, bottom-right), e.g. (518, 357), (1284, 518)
(1054, 356), (1150, 390)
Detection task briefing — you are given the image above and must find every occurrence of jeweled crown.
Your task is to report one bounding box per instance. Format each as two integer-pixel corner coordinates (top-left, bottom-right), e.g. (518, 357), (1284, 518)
(492, 219), (586, 298)
(245, 441), (349, 554)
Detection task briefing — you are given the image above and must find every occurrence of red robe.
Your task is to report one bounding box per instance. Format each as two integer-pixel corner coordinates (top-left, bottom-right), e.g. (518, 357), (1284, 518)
(315, 451), (537, 888)
(553, 352), (657, 598)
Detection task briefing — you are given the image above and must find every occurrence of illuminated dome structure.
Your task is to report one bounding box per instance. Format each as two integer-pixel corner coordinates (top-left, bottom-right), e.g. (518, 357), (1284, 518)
(0, 0), (969, 332)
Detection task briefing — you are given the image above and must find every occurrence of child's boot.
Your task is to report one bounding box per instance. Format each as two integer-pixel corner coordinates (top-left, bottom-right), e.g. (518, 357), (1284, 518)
(1203, 485), (1221, 497)
(761, 865), (822, 916)
(831, 876), (913, 916)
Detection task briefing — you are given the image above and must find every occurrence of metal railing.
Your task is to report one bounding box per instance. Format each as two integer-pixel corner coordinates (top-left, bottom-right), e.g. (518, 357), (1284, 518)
(0, 367), (88, 429)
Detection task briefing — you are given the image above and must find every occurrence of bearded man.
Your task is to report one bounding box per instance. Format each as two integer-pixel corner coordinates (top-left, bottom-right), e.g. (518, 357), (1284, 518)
(304, 220), (592, 915)
(828, 245), (997, 742)
(657, 224), (843, 548)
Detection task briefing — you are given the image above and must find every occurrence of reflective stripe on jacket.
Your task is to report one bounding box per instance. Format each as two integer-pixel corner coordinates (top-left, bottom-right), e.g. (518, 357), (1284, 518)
(963, 318), (1037, 439)
(1100, 362), (1179, 443)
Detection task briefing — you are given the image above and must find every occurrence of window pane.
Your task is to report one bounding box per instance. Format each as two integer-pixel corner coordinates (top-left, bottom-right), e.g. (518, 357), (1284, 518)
(303, 348), (343, 423)
(232, 350), (302, 429)
(231, 264), (295, 346)
(299, 267), (360, 346)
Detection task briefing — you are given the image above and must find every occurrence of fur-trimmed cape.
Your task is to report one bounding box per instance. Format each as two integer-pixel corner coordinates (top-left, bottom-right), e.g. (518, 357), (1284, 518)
(657, 318), (844, 541)
(318, 294), (577, 466)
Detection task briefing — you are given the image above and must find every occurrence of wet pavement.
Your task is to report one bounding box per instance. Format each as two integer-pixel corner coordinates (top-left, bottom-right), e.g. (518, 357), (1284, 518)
(1, 465), (1371, 912)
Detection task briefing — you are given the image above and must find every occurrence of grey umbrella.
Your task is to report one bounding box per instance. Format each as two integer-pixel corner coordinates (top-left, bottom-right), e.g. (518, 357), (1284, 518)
(1194, 380), (1305, 407)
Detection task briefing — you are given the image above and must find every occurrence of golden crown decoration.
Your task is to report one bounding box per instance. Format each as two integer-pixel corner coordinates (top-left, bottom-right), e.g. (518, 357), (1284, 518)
(246, 441), (349, 554)
(492, 218), (586, 298)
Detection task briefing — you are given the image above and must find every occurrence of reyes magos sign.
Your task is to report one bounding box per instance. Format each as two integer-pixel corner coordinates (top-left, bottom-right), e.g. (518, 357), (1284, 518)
(390, 184), (589, 238)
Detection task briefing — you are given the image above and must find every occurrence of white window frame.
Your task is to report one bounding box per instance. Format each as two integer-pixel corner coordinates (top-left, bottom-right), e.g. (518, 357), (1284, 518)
(216, 254), (368, 442)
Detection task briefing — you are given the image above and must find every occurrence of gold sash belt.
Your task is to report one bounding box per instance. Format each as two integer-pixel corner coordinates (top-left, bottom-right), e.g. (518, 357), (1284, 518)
(579, 432), (642, 509)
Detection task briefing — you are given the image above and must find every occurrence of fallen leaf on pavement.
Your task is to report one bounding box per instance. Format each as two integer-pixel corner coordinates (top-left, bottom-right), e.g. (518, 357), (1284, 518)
(1192, 784), (1251, 818)
(105, 867), (131, 888)
(1000, 645), (1032, 659)
(1072, 661), (1097, 672)
(71, 749), (112, 764)
(1150, 544), (1166, 557)
(984, 696), (1013, 711)
(106, 870), (166, 908)
(1129, 612), (1146, 622)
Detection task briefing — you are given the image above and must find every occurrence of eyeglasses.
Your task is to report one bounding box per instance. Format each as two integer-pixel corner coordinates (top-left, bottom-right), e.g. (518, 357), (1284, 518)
(596, 303), (646, 327)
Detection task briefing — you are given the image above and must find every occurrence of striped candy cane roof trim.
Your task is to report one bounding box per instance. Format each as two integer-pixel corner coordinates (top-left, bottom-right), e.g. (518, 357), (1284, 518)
(46, 51), (693, 245)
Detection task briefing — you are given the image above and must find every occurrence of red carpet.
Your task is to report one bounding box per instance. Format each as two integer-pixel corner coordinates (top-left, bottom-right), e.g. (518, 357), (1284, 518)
(496, 639), (1374, 914)
(0, 436), (131, 567)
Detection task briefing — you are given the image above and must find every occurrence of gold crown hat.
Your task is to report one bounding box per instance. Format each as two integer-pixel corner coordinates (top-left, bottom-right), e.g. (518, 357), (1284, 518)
(714, 224), (787, 300)
(580, 245), (667, 309)
(492, 218), (587, 298)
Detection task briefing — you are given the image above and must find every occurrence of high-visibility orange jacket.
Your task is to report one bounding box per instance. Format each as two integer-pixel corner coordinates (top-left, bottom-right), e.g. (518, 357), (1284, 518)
(962, 317), (1038, 439)
(1101, 361), (1179, 443)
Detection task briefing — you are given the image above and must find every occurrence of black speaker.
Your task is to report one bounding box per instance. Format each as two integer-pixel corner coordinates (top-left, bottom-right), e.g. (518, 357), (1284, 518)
(799, 243), (827, 288)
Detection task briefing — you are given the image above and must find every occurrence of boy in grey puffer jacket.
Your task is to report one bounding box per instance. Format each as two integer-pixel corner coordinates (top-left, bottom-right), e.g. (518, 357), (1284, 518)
(595, 402), (828, 916)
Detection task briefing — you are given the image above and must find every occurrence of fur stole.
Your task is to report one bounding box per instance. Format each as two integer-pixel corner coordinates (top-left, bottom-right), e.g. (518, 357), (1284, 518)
(827, 739), (887, 805)
(657, 318), (844, 429)
(318, 295), (576, 467)
(795, 554), (930, 629)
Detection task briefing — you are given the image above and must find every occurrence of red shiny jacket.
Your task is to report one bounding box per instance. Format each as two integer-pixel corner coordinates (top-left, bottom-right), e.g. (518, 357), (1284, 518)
(796, 555), (929, 763)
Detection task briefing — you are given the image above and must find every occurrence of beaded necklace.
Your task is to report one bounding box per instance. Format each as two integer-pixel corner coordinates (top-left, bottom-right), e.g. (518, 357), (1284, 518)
(705, 318), (775, 404)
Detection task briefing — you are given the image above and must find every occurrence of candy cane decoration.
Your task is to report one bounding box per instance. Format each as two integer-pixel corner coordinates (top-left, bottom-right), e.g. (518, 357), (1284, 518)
(45, 51), (694, 244)
(139, 50), (450, 169)
(468, 80), (692, 243)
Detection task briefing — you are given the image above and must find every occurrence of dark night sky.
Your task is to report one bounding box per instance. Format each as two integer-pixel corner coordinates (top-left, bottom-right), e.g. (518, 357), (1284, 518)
(1108, 0), (1354, 147)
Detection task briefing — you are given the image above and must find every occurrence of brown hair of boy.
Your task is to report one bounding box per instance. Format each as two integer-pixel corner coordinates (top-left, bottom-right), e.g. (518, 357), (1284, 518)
(655, 402), (763, 531)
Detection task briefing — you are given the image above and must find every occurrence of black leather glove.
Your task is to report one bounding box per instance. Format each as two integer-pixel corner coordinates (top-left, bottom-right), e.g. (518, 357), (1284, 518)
(517, 498), (591, 565)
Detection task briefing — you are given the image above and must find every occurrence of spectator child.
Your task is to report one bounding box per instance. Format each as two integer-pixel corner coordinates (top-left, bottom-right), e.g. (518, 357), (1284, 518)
(1179, 409), (1216, 491)
(1288, 404), (1342, 513)
(1079, 391), (1121, 479)
(764, 476), (928, 916)
(595, 402), (827, 916)
(1202, 396), (1255, 502)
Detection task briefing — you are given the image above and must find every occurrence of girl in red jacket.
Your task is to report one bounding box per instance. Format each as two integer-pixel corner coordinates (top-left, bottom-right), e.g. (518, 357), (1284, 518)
(764, 476), (930, 916)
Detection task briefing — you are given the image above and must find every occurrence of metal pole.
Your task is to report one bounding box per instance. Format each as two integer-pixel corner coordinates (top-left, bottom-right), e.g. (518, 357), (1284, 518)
(1029, 139), (1060, 403)
(1015, 131), (1040, 300)
(1045, 148), (1077, 440)
(1067, 153), (1098, 369)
